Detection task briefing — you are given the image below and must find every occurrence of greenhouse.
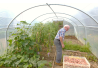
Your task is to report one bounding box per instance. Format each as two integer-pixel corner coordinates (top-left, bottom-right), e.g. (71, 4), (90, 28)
(0, 1), (98, 68)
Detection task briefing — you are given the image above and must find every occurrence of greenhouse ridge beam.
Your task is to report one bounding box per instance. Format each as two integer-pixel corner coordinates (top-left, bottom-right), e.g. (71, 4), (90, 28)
(46, 3), (58, 19)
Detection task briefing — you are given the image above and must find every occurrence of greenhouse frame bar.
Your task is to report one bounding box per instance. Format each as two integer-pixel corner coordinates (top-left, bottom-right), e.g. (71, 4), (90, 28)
(0, 3), (98, 58)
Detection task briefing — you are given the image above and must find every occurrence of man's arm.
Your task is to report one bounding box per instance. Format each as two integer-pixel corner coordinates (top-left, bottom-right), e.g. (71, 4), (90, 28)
(59, 36), (65, 48)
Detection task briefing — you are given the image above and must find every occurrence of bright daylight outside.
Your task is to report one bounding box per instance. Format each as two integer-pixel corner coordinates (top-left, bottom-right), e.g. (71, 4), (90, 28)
(0, 0), (98, 68)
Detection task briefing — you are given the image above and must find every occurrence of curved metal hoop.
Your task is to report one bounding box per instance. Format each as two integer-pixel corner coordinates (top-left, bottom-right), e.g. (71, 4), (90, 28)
(49, 4), (98, 24)
(6, 4), (97, 47)
(30, 12), (84, 26)
(41, 16), (77, 26)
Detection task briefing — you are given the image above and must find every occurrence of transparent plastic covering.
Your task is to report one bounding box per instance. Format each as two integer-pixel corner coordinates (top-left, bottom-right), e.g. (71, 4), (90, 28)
(0, 1), (98, 57)
(63, 20), (75, 36)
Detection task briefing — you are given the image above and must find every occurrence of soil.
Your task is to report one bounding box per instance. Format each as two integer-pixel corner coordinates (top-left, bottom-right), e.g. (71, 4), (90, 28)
(40, 36), (98, 68)
(39, 46), (56, 68)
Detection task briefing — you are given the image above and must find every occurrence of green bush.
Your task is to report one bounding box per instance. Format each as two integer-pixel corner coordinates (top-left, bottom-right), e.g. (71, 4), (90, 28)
(0, 21), (60, 68)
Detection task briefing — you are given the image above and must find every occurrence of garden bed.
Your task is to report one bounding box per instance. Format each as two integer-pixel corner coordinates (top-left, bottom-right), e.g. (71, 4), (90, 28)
(0, 36), (98, 68)
(51, 36), (98, 68)
(0, 21), (98, 68)
(39, 46), (56, 68)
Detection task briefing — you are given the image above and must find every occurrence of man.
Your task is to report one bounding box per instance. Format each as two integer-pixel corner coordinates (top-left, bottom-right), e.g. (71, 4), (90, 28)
(54, 25), (70, 66)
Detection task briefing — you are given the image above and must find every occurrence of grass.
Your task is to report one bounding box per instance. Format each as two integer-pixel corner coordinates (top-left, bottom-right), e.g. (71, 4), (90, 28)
(63, 41), (91, 53)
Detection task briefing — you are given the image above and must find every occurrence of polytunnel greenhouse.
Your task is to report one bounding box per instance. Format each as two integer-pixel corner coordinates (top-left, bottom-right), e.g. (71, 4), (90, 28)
(0, 2), (98, 68)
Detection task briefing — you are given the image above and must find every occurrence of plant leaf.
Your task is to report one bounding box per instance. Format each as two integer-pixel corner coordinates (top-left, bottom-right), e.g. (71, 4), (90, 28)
(28, 64), (32, 68)
(15, 60), (20, 65)
(0, 61), (4, 66)
(23, 64), (28, 68)
(23, 58), (29, 62)
(17, 55), (22, 58)
(37, 60), (47, 68)
(4, 59), (11, 64)
(11, 55), (17, 61)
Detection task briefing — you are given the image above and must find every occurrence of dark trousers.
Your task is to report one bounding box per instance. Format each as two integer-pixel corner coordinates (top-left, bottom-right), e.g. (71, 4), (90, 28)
(54, 39), (62, 63)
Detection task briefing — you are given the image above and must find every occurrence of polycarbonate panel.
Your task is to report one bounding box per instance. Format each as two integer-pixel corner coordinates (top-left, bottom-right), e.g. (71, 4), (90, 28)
(50, 4), (98, 26)
(86, 27), (98, 58)
(63, 20), (75, 36)
(78, 26), (85, 44)
(0, 29), (6, 55)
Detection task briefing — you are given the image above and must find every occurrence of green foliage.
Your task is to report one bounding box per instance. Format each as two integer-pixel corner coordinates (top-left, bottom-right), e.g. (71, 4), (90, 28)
(87, 55), (98, 62)
(83, 38), (87, 41)
(48, 62), (52, 67)
(63, 41), (91, 53)
(30, 22), (59, 53)
(0, 21), (60, 68)
(0, 53), (48, 68)
(63, 40), (98, 62)
(8, 21), (41, 57)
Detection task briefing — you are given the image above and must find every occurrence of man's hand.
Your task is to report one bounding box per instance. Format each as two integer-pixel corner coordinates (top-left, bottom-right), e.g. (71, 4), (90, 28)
(62, 44), (65, 48)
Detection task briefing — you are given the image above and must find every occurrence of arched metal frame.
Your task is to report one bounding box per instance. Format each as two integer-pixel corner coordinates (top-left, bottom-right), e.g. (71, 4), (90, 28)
(5, 4), (46, 47)
(30, 12), (84, 26)
(41, 16), (77, 26)
(30, 12), (86, 44)
(36, 16), (78, 39)
(6, 4), (98, 47)
(49, 4), (98, 24)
